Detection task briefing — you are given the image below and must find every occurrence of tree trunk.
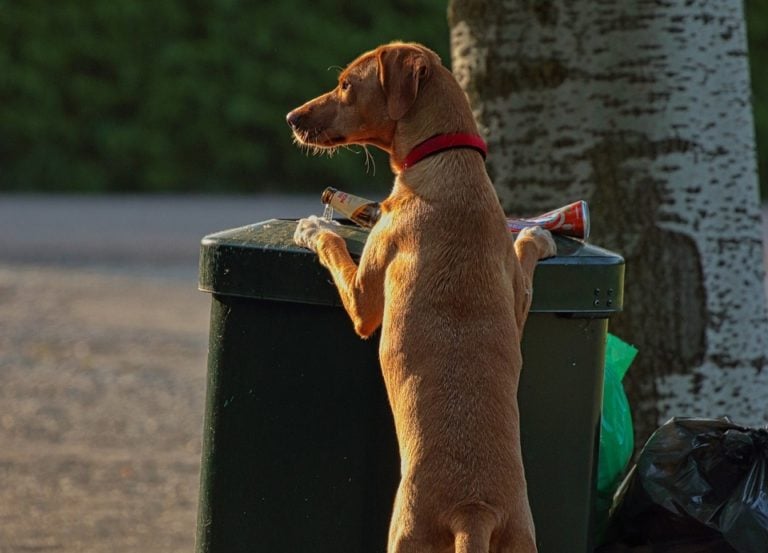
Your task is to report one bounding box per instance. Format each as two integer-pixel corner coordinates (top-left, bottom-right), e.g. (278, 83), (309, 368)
(448, 0), (768, 445)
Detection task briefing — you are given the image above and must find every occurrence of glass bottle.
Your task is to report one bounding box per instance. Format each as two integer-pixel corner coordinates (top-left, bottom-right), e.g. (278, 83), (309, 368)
(320, 187), (382, 229)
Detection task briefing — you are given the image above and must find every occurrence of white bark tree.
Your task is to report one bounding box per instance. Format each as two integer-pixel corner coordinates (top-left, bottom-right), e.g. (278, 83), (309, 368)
(448, 0), (768, 444)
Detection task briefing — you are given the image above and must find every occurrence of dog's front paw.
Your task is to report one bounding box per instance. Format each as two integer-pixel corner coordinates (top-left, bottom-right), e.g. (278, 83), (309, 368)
(517, 226), (557, 259)
(294, 215), (340, 252)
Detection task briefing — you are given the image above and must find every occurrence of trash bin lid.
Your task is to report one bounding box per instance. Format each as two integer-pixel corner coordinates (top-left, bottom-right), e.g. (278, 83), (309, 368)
(199, 219), (624, 316)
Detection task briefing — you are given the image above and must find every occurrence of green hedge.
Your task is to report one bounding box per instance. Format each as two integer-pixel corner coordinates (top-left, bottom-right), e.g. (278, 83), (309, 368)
(1, 1), (766, 195)
(0, 0), (449, 193)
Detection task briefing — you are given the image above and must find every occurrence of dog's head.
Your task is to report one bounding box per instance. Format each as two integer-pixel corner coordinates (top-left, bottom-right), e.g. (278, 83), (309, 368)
(286, 42), (440, 153)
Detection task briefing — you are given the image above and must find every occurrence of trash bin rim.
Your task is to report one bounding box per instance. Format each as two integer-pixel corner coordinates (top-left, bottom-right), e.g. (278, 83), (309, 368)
(198, 219), (625, 315)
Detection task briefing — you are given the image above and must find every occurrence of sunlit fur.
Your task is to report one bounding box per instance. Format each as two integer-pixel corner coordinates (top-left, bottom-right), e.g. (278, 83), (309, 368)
(289, 42), (556, 553)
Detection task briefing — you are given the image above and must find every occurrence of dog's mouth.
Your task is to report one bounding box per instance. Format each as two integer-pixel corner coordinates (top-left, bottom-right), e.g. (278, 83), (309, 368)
(287, 107), (349, 150)
(291, 127), (346, 148)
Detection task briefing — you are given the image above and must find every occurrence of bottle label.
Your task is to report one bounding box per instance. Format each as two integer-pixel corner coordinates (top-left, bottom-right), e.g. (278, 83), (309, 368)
(329, 190), (369, 214)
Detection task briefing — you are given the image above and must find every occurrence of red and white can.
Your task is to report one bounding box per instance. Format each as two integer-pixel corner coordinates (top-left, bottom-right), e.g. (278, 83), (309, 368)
(506, 200), (590, 240)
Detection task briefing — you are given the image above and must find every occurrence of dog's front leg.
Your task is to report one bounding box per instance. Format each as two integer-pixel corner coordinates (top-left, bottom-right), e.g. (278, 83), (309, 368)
(295, 216), (390, 338)
(511, 226), (556, 330)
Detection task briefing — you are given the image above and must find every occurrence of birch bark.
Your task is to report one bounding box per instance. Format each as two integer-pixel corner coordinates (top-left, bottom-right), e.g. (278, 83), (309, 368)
(448, 0), (768, 443)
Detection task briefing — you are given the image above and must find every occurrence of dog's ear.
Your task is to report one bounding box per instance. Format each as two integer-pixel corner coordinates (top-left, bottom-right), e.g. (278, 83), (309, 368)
(377, 46), (431, 121)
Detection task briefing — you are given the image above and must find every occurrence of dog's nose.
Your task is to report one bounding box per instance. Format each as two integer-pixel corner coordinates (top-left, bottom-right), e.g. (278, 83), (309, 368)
(286, 110), (303, 130)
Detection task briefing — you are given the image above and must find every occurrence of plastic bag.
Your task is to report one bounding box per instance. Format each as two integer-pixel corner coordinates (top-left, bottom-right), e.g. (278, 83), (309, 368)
(602, 417), (768, 553)
(595, 334), (637, 536)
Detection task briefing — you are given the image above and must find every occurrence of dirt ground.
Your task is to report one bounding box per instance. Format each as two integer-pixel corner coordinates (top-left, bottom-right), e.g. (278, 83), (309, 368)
(0, 265), (210, 552)
(0, 193), (326, 553)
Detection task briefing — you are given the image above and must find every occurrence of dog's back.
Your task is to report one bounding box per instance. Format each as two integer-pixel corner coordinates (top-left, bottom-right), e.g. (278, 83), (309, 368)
(380, 149), (537, 553)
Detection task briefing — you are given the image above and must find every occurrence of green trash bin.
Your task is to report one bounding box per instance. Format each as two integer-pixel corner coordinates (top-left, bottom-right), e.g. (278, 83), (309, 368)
(195, 218), (624, 553)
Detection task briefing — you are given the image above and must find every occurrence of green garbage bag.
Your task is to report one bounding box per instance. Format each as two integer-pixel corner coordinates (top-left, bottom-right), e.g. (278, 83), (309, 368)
(595, 333), (637, 539)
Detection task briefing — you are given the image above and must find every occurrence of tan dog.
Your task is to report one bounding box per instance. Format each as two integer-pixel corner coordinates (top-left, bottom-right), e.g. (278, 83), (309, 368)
(287, 42), (555, 553)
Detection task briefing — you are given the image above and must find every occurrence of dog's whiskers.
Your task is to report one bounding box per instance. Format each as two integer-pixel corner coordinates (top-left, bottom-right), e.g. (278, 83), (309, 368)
(293, 135), (377, 173)
(292, 130), (341, 158)
(334, 144), (377, 175)
(346, 145), (376, 175)
(291, 124), (372, 171)
(362, 145), (376, 176)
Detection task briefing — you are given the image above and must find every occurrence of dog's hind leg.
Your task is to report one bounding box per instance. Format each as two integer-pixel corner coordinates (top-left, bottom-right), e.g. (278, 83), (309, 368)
(497, 527), (537, 553)
(386, 487), (453, 553)
(387, 521), (447, 553)
(493, 498), (538, 553)
(388, 535), (445, 553)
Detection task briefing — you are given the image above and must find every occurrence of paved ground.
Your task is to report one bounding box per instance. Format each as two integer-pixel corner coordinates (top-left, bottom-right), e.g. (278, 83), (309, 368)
(0, 194), (322, 277)
(0, 195), (766, 553)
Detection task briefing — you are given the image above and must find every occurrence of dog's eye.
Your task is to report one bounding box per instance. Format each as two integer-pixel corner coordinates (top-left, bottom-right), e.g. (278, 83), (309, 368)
(340, 80), (352, 92)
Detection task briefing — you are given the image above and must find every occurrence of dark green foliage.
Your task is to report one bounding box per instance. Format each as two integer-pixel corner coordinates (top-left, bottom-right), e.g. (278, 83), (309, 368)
(1, 2), (766, 195)
(0, 0), (449, 193)
(746, 0), (768, 197)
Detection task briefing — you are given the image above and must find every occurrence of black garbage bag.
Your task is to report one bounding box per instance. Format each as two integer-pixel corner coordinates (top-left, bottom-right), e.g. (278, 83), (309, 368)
(600, 417), (768, 553)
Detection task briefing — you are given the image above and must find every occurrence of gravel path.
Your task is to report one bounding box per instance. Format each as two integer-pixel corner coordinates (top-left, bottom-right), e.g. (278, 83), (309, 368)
(0, 265), (209, 552)
(0, 195), (323, 553)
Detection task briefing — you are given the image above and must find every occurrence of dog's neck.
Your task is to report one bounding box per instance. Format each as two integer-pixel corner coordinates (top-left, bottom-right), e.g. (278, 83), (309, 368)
(400, 133), (487, 170)
(388, 64), (483, 174)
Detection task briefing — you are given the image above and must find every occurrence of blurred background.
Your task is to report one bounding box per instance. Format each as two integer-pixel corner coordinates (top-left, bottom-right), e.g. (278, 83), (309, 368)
(2, 0), (761, 197)
(0, 0), (451, 196)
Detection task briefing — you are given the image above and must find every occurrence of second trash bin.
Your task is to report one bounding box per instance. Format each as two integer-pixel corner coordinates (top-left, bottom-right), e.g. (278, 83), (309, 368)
(195, 218), (625, 553)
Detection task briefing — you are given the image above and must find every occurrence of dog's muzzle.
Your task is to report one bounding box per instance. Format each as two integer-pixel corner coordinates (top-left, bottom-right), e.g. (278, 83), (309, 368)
(286, 110), (304, 131)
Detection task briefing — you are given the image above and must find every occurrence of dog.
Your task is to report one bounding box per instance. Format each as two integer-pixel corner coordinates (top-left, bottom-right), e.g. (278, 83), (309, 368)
(287, 42), (555, 553)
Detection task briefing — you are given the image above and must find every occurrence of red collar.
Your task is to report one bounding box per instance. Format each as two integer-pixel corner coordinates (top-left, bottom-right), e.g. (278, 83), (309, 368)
(401, 133), (488, 170)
